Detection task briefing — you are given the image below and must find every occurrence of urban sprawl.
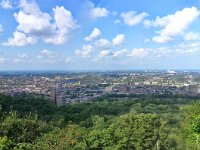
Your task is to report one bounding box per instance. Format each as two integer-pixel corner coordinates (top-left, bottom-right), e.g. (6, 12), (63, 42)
(1, 71), (200, 106)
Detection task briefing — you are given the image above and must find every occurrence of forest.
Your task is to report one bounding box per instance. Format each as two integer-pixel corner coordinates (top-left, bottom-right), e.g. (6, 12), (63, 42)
(0, 94), (200, 150)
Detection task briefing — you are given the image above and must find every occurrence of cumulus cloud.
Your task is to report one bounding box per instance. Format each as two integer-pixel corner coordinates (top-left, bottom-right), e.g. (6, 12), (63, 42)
(128, 48), (149, 57)
(93, 50), (112, 61)
(121, 11), (148, 26)
(0, 0), (13, 9)
(90, 7), (109, 19)
(14, 3), (54, 35)
(95, 38), (111, 49)
(37, 49), (57, 64)
(91, 41), (200, 62)
(98, 50), (111, 57)
(3, 31), (36, 46)
(174, 42), (200, 55)
(45, 6), (78, 44)
(75, 44), (93, 58)
(3, 0), (78, 46)
(184, 31), (200, 41)
(144, 7), (200, 43)
(129, 47), (171, 58)
(112, 49), (129, 57)
(112, 34), (125, 45)
(126, 43), (200, 59)
(76, 33), (127, 60)
(85, 27), (101, 42)
(41, 49), (50, 55)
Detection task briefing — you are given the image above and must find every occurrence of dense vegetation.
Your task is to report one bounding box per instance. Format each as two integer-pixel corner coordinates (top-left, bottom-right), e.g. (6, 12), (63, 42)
(0, 94), (200, 149)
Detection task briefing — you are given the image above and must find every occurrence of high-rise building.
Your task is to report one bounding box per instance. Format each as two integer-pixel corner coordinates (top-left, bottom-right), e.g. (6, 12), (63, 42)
(50, 89), (65, 106)
(56, 95), (65, 107)
(50, 90), (57, 104)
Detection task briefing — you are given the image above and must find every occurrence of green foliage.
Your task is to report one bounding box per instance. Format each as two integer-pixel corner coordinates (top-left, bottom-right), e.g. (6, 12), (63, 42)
(1, 94), (200, 149)
(34, 125), (87, 150)
(0, 112), (51, 147)
(176, 102), (200, 150)
(0, 136), (12, 150)
(33, 113), (177, 150)
(13, 143), (32, 150)
(192, 115), (200, 134)
(0, 94), (57, 121)
(57, 100), (136, 124)
(85, 114), (162, 150)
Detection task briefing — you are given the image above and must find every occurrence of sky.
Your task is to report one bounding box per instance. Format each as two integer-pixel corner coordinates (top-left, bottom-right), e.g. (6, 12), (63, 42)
(0, 0), (200, 70)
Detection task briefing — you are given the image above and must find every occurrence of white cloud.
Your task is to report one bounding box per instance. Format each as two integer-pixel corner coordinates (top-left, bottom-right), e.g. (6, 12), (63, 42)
(19, 0), (40, 14)
(75, 44), (93, 58)
(3, 31), (36, 46)
(95, 38), (111, 49)
(112, 34), (125, 45)
(98, 50), (111, 57)
(0, 0), (13, 9)
(121, 11), (148, 26)
(45, 6), (78, 44)
(175, 42), (200, 55)
(177, 48), (198, 55)
(112, 49), (129, 57)
(93, 50), (112, 61)
(125, 43), (200, 59)
(37, 49), (57, 64)
(3, 0), (78, 46)
(150, 47), (172, 57)
(184, 31), (200, 41)
(14, 8), (54, 36)
(128, 48), (148, 57)
(143, 18), (169, 28)
(145, 7), (200, 43)
(0, 25), (3, 33)
(76, 34), (126, 61)
(85, 27), (101, 42)
(90, 7), (109, 19)
(152, 36), (171, 43)
(41, 49), (51, 55)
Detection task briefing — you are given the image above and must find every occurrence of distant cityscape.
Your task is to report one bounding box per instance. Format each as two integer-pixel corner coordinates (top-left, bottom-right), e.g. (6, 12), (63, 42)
(1, 70), (200, 106)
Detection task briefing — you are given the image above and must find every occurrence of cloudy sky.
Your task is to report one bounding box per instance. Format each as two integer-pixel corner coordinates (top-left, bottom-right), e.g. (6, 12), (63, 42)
(0, 0), (200, 70)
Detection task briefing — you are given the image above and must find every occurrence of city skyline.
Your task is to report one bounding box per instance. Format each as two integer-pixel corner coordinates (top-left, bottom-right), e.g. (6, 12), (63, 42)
(0, 0), (200, 70)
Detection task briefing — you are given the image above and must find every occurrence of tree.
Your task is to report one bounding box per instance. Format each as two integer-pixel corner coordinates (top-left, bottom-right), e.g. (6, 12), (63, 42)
(0, 136), (12, 150)
(0, 112), (51, 147)
(34, 124), (87, 150)
(192, 115), (200, 149)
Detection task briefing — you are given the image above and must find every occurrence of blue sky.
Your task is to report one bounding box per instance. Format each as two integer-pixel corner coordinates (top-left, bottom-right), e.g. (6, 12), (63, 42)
(0, 0), (200, 70)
